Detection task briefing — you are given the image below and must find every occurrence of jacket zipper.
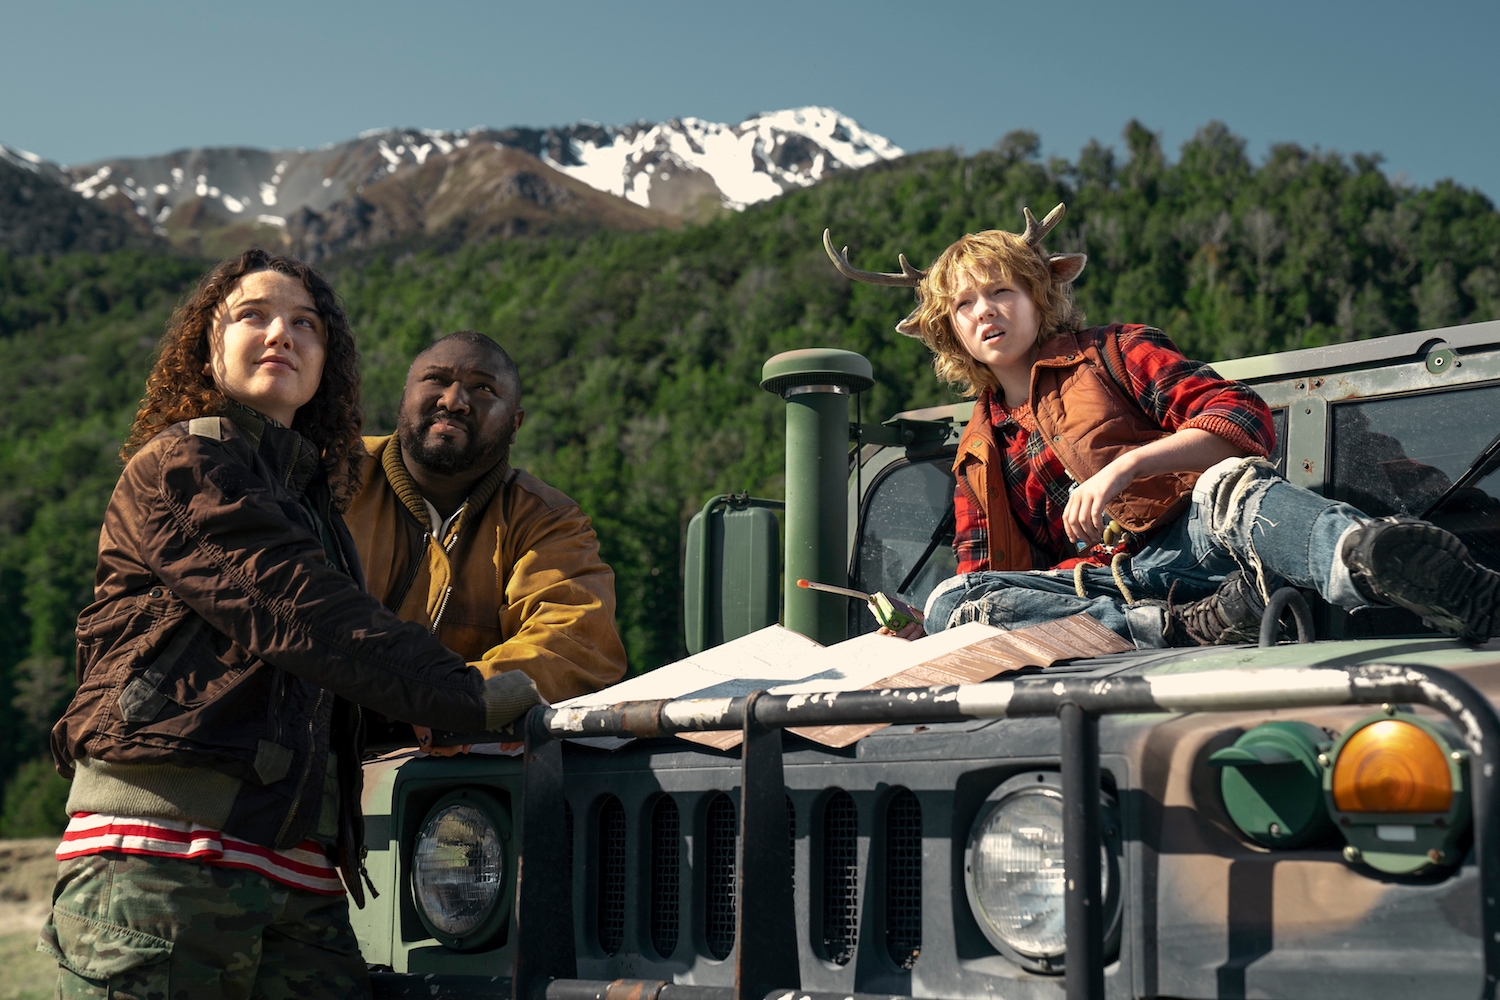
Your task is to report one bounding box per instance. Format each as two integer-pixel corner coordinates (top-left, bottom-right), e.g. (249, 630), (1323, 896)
(276, 688), (328, 845)
(430, 514), (464, 631)
(388, 530), (430, 613)
(392, 500), (465, 628)
(430, 586), (454, 633)
(284, 437), (299, 488)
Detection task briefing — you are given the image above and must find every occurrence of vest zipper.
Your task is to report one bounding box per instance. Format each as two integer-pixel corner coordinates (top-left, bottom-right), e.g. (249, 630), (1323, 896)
(276, 687), (328, 845)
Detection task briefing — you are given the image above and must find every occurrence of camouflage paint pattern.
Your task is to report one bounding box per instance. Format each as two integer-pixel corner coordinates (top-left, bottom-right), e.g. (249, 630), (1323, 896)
(37, 851), (371, 1000)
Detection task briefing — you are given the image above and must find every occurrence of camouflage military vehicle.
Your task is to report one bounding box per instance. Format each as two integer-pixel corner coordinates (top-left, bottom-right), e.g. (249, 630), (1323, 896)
(359, 318), (1500, 1000)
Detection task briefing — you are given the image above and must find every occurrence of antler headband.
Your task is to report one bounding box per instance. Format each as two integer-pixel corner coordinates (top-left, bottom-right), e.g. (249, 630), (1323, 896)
(824, 203), (1087, 337)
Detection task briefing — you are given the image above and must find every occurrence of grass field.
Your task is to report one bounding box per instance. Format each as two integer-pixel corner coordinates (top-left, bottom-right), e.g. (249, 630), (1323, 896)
(0, 930), (55, 1000)
(0, 839), (57, 999)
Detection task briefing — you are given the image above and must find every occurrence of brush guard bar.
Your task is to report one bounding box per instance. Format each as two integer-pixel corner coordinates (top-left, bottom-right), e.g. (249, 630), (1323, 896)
(391, 663), (1500, 1000)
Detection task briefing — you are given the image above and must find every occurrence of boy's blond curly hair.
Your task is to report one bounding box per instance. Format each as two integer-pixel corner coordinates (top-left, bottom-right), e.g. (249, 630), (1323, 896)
(909, 230), (1087, 397)
(824, 204), (1088, 399)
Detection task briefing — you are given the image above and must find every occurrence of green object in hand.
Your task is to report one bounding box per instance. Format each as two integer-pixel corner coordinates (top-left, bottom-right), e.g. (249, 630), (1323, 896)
(796, 579), (924, 631)
(871, 591), (923, 631)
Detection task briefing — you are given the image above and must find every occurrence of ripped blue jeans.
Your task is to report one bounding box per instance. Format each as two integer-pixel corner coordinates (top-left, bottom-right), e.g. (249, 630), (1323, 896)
(924, 457), (1371, 645)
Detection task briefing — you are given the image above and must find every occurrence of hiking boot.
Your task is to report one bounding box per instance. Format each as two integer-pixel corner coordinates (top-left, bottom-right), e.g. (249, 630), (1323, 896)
(1148, 570), (1268, 646)
(1342, 517), (1500, 642)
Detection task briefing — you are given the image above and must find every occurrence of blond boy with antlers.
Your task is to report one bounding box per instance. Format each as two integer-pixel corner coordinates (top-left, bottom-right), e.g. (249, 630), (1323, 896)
(826, 205), (1500, 645)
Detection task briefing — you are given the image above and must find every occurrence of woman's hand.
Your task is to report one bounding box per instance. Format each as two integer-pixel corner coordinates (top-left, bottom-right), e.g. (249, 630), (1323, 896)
(1064, 457), (1137, 547)
(414, 725), (472, 756)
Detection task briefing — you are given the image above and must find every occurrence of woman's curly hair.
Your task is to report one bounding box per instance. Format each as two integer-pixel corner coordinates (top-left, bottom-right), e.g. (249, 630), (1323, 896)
(908, 230), (1085, 398)
(123, 248), (364, 509)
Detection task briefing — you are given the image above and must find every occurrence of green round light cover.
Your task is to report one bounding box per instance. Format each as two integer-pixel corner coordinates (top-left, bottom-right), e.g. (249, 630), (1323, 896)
(1210, 721), (1333, 849)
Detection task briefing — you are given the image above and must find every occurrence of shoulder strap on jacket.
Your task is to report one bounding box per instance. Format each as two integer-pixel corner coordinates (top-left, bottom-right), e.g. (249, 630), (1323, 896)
(187, 416), (223, 440)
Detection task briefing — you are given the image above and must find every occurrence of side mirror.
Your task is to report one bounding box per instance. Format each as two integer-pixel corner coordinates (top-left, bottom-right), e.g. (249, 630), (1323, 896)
(683, 494), (783, 654)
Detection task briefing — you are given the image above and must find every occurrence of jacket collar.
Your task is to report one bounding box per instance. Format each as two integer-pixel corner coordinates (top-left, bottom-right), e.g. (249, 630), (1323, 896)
(218, 399), (320, 495)
(955, 390), (998, 468)
(956, 331), (1087, 470)
(1032, 330), (1086, 370)
(382, 437), (514, 539)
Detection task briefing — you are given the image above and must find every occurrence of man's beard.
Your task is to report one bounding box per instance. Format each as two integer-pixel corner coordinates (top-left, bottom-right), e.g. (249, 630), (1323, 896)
(398, 410), (510, 476)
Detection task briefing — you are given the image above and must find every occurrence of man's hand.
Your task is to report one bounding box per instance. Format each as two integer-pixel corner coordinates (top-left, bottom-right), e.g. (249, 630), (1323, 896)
(414, 726), (472, 756)
(1064, 457), (1137, 547)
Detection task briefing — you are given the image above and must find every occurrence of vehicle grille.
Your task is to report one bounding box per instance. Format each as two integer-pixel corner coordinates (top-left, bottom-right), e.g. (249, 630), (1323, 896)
(821, 790), (859, 965)
(650, 795), (681, 958)
(885, 788), (922, 968)
(597, 796), (626, 955)
(705, 793), (738, 960)
(574, 786), (925, 966)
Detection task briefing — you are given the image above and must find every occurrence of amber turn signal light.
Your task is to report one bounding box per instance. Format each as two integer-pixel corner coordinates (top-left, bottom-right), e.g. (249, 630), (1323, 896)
(1331, 718), (1453, 814)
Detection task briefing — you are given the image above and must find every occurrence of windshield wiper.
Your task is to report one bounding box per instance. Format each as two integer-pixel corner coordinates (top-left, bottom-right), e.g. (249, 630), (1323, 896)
(1421, 426), (1500, 519)
(897, 505), (957, 595)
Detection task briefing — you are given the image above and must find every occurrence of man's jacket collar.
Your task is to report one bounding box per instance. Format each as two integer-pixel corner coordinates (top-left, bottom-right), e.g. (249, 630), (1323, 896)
(382, 437), (513, 539)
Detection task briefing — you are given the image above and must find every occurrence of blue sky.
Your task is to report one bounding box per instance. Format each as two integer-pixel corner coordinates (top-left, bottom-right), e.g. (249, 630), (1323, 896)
(4, 0), (1497, 199)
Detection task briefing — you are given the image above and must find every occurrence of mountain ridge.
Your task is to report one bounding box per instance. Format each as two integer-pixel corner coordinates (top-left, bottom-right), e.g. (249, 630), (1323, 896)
(0, 107), (902, 257)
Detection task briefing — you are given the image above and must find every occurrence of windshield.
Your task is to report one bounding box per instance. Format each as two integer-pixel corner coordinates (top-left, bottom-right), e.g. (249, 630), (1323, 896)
(1330, 382), (1500, 635)
(1330, 383), (1500, 566)
(850, 456), (958, 636)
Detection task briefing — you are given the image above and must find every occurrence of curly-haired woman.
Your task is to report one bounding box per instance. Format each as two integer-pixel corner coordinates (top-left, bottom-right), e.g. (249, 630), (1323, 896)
(41, 249), (541, 999)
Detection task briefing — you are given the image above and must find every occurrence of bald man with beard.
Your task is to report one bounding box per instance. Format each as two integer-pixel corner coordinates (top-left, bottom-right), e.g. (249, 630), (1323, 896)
(344, 331), (627, 736)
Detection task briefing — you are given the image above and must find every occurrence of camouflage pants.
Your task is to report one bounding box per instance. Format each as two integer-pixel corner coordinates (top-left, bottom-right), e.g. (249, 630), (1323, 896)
(38, 851), (372, 1000)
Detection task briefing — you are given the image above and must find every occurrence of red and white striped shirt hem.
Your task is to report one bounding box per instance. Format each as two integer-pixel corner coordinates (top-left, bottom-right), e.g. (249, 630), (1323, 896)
(59, 813), (344, 896)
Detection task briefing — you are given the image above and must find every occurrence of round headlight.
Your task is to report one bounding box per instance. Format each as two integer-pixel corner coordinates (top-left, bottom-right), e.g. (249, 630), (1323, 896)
(413, 798), (506, 942)
(964, 773), (1118, 970)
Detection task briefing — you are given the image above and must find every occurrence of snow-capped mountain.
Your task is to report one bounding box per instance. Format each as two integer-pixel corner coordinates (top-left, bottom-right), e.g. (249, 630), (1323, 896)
(1, 142), (156, 255)
(33, 107), (901, 236)
(541, 107), (904, 213)
(0, 108), (903, 258)
(0, 143), (65, 182)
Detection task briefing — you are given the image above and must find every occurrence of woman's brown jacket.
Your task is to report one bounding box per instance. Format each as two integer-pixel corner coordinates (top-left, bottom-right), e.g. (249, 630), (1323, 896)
(52, 408), (527, 901)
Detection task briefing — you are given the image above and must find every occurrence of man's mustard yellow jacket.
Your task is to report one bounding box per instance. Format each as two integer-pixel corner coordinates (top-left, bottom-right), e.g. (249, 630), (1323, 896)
(344, 435), (627, 703)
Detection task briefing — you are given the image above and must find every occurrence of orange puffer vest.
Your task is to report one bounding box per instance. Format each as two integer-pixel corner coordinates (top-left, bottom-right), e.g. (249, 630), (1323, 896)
(952, 325), (1198, 572)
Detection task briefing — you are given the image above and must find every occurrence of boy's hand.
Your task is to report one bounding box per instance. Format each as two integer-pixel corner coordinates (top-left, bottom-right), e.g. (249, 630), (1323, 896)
(876, 618), (926, 640)
(1064, 459), (1136, 546)
(870, 593), (924, 639)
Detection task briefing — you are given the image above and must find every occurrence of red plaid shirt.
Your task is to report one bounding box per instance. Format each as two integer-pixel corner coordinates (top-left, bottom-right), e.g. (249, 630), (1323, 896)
(952, 325), (1274, 573)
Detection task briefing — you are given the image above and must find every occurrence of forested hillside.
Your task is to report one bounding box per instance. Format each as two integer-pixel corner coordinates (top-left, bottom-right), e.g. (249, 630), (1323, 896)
(2, 120), (1498, 831)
